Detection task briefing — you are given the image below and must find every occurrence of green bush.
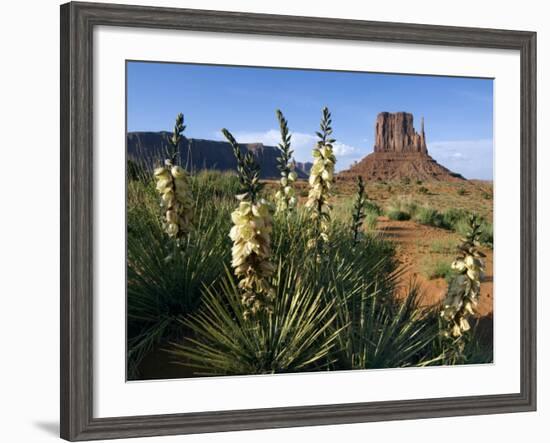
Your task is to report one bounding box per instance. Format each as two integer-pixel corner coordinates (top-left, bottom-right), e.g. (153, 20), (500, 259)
(442, 208), (469, 227)
(414, 206), (447, 228)
(385, 197), (417, 221)
(387, 209), (411, 221)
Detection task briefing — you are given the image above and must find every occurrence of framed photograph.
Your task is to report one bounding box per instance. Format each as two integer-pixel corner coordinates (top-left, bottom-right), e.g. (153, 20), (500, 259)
(60, 1), (536, 440)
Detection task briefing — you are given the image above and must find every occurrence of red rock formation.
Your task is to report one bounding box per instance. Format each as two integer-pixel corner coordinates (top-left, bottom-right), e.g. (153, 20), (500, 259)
(374, 112), (427, 154)
(339, 112), (464, 182)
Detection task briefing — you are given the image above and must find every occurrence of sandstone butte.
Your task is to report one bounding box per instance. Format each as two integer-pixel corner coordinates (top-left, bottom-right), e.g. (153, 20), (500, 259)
(338, 112), (465, 182)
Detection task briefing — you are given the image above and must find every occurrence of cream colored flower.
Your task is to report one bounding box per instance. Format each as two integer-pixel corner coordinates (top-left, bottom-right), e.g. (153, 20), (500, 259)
(440, 225), (486, 347)
(154, 163), (193, 238)
(451, 259), (466, 271)
(306, 140), (336, 254)
(275, 170), (297, 214)
(230, 198), (275, 318)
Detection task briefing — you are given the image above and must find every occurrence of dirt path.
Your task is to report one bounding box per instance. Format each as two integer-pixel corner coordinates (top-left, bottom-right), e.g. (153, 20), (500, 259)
(376, 216), (493, 317)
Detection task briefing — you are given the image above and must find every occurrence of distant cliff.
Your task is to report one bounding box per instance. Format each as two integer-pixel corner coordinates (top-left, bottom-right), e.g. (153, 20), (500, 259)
(127, 131), (308, 179)
(339, 112), (464, 182)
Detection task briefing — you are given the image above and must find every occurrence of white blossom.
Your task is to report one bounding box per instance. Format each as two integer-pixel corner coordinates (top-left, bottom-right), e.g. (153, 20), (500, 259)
(154, 164), (193, 238)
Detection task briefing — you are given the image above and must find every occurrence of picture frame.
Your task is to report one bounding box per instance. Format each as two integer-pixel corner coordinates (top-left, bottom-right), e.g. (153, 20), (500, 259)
(60, 1), (536, 441)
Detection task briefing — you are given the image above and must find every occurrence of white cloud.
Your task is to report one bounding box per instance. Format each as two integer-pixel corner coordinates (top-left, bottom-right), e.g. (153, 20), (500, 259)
(225, 129), (364, 171)
(429, 139), (493, 180)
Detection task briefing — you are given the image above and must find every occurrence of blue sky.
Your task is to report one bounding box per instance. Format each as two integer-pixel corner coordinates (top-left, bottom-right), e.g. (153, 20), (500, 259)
(127, 61), (493, 179)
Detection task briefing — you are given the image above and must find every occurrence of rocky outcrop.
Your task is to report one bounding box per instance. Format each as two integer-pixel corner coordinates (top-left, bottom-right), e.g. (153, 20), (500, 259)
(127, 131), (308, 179)
(339, 112), (464, 182)
(374, 112), (427, 154)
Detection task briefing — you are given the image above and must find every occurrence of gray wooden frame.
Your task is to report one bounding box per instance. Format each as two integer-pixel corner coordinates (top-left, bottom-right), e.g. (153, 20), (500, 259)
(60, 1), (537, 440)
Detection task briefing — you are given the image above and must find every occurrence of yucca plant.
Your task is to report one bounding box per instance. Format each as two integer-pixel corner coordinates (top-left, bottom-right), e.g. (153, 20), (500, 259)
(127, 176), (233, 378)
(306, 107), (336, 261)
(170, 263), (341, 375)
(308, 229), (437, 369)
(153, 112), (194, 240)
(351, 175), (367, 245)
(274, 109), (298, 214)
(440, 214), (486, 363)
(331, 281), (441, 369)
(222, 128), (275, 319)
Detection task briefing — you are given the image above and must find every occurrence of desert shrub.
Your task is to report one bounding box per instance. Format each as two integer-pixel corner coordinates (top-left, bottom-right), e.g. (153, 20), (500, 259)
(442, 208), (469, 227)
(457, 187), (467, 196)
(416, 180), (423, 185)
(385, 196), (417, 221)
(482, 191), (492, 200)
(411, 207), (493, 247)
(387, 209), (410, 221)
(414, 206), (447, 228)
(401, 177), (411, 185)
(417, 186), (429, 194)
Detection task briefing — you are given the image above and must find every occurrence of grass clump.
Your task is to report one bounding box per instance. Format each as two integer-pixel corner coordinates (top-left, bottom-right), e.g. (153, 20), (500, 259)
(421, 258), (454, 281)
(414, 206), (446, 228)
(385, 197), (417, 221)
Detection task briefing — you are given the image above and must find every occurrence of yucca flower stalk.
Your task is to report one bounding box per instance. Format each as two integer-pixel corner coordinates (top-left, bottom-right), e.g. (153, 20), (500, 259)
(351, 175), (367, 245)
(440, 215), (486, 359)
(274, 110), (298, 214)
(153, 113), (194, 240)
(306, 107), (336, 260)
(222, 128), (275, 319)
